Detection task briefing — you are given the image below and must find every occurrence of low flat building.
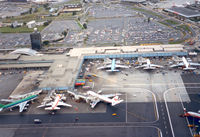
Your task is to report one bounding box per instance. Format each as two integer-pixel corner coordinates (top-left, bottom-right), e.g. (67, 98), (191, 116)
(62, 4), (82, 13)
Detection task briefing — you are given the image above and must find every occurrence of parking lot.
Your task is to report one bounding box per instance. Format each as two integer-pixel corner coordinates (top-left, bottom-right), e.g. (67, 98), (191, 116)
(0, 2), (30, 18)
(41, 20), (81, 41)
(64, 16), (182, 46)
(88, 4), (138, 18)
(0, 33), (30, 48)
(86, 17), (181, 45)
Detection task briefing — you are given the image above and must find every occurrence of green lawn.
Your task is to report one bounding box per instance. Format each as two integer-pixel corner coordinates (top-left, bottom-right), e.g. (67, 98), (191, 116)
(165, 19), (179, 25)
(2, 7), (51, 23)
(0, 25), (46, 33)
(76, 20), (84, 29)
(132, 7), (163, 19)
(177, 25), (191, 32)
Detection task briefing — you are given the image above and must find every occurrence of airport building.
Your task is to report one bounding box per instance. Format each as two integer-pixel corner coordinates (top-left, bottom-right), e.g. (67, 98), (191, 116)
(0, 44), (187, 91)
(120, 0), (146, 4)
(164, 6), (200, 22)
(30, 29), (42, 50)
(7, 0), (27, 2)
(62, 4), (82, 13)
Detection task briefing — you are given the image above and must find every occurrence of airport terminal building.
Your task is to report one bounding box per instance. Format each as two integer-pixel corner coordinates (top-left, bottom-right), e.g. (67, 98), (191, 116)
(164, 6), (200, 22)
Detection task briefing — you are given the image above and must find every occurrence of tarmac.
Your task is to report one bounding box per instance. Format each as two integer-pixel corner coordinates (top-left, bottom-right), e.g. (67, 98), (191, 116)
(0, 58), (200, 137)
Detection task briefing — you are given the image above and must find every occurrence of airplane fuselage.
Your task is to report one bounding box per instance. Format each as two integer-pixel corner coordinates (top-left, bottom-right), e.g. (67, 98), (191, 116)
(182, 57), (189, 68)
(0, 95), (38, 111)
(184, 111), (200, 119)
(87, 91), (112, 103)
(111, 59), (116, 71)
(51, 95), (61, 110)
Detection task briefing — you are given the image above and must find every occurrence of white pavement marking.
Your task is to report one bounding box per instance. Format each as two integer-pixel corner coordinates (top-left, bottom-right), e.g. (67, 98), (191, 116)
(103, 87), (159, 122)
(163, 86), (200, 137)
(164, 89), (175, 137)
(179, 93), (194, 137)
(126, 92), (127, 123)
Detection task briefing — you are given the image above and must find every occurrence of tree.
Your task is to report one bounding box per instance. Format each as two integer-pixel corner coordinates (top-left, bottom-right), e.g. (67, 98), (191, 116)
(43, 40), (49, 45)
(43, 3), (49, 10)
(62, 30), (67, 36)
(72, 11), (77, 16)
(83, 23), (87, 29)
(44, 20), (51, 26)
(29, 8), (32, 14)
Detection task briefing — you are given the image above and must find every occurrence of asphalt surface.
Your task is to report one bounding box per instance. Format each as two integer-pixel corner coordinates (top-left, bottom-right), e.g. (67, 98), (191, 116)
(0, 33), (30, 49)
(181, 73), (200, 135)
(1, 64), (199, 137)
(0, 72), (24, 99)
(0, 103), (126, 124)
(1, 126), (159, 137)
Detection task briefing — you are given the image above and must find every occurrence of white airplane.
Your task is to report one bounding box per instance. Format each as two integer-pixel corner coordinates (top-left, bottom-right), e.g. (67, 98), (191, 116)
(0, 90), (42, 113)
(86, 90), (123, 108)
(97, 59), (129, 72)
(135, 59), (163, 70)
(170, 57), (200, 70)
(9, 90), (43, 99)
(173, 3), (184, 7)
(67, 90), (123, 108)
(37, 93), (72, 110)
(180, 108), (200, 119)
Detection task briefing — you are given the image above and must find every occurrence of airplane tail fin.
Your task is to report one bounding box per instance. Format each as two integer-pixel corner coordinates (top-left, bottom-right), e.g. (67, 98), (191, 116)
(183, 67), (196, 70)
(45, 107), (60, 110)
(0, 104), (4, 111)
(0, 104), (4, 108)
(106, 69), (120, 72)
(111, 96), (123, 106)
(184, 108), (187, 113)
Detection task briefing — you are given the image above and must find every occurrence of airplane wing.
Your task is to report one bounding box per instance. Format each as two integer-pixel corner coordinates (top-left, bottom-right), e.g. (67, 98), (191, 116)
(150, 64), (163, 68)
(104, 58), (112, 64)
(97, 65), (112, 70)
(37, 102), (53, 108)
(103, 93), (122, 98)
(135, 64), (147, 69)
(170, 62), (184, 68)
(190, 63), (200, 66)
(67, 90), (87, 100)
(90, 99), (100, 108)
(45, 102), (53, 106)
(37, 104), (46, 108)
(144, 67), (156, 70)
(115, 64), (129, 69)
(0, 99), (16, 102)
(10, 90), (43, 99)
(57, 101), (72, 107)
(19, 101), (28, 112)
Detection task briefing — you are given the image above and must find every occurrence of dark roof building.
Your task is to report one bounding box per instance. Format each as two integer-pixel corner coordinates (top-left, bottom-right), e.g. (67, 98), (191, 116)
(120, 0), (146, 4)
(164, 6), (200, 22)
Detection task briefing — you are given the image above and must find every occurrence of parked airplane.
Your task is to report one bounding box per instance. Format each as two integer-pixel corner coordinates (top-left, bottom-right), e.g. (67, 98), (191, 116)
(9, 89), (43, 99)
(97, 59), (129, 72)
(86, 90), (124, 108)
(37, 93), (72, 110)
(0, 95), (38, 112)
(67, 90), (123, 108)
(135, 59), (163, 70)
(0, 90), (42, 112)
(180, 108), (200, 119)
(170, 57), (200, 70)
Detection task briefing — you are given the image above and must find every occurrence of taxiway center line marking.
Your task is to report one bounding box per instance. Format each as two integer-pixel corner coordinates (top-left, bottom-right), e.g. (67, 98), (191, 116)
(126, 92), (127, 123)
(179, 94), (193, 137)
(164, 91), (175, 137)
